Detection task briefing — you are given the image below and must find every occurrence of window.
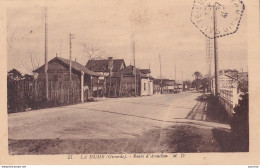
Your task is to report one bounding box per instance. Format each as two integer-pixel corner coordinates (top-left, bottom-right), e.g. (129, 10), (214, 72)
(144, 83), (146, 91)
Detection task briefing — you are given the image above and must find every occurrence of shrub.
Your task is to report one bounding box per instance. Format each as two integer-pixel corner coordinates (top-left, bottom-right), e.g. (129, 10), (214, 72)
(230, 93), (249, 151)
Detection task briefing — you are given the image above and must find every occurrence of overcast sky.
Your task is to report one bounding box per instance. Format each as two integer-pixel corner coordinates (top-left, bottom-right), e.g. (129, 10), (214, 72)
(7, 0), (247, 80)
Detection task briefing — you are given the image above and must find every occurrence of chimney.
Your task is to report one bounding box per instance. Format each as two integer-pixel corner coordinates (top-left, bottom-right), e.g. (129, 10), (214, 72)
(108, 57), (113, 75)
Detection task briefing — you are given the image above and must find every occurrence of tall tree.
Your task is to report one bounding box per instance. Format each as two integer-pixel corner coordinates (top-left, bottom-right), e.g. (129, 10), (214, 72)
(193, 71), (202, 91)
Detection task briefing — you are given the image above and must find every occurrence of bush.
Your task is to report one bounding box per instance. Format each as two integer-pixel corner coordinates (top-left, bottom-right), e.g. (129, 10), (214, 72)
(230, 93), (249, 151)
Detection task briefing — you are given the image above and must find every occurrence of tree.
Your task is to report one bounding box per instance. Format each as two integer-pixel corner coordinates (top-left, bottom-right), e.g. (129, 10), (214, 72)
(82, 42), (104, 61)
(193, 71), (202, 79)
(8, 69), (23, 82)
(23, 74), (34, 81)
(21, 49), (40, 74)
(193, 71), (202, 91)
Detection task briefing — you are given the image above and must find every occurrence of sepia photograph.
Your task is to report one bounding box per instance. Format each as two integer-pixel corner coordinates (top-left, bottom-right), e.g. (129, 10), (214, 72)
(2, 0), (259, 165)
(5, 0), (249, 155)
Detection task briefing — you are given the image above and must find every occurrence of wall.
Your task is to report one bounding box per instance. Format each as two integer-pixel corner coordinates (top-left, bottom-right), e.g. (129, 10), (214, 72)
(141, 78), (149, 96)
(211, 75), (239, 117)
(149, 80), (153, 95)
(141, 78), (153, 96)
(37, 61), (80, 82)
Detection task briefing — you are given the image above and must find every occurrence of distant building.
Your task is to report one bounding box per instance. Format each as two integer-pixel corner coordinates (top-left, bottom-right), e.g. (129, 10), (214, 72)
(153, 79), (175, 94)
(106, 65), (153, 97)
(163, 79), (175, 94)
(174, 81), (183, 92)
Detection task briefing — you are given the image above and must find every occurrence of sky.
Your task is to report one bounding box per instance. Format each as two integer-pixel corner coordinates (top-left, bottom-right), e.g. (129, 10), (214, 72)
(7, 0), (248, 81)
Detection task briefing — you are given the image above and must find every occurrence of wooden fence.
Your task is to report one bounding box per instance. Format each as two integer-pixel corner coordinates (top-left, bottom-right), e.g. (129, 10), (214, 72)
(8, 80), (80, 113)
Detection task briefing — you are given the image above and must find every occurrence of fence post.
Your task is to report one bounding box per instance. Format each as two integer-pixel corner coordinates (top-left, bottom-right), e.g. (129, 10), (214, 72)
(81, 71), (84, 102)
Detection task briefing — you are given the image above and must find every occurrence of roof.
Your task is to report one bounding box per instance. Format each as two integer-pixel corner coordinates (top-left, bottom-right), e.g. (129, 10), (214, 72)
(139, 69), (151, 74)
(113, 65), (151, 78)
(86, 59), (126, 72)
(153, 78), (175, 86)
(33, 57), (101, 76)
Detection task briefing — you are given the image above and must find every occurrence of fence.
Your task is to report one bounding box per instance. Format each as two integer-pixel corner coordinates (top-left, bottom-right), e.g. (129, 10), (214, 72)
(211, 79), (239, 117)
(8, 80), (81, 113)
(219, 87), (239, 116)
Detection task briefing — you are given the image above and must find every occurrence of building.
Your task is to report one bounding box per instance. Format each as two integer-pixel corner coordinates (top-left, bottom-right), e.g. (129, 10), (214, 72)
(106, 65), (153, 97)
(85, 57), (126, 97)
(139, 69), (153, 96)
(153, 79), (175, 94)
(86, 57), (126, 76)
(174, 81), (183, 92)
(33, 56), (101, 101)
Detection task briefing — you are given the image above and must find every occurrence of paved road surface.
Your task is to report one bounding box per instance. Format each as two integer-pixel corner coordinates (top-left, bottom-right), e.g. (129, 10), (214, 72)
(8, 91), (231, 154)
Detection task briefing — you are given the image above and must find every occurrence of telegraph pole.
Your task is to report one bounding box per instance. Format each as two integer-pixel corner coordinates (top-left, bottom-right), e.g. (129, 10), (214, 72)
(159, 55), (162, 94)
(44, 7), (48, 103)
(213, 5), (219, 96)
(69, 33), (74, 81)
(132, 33), (137, 96)
(175, 64), (177, 81)
(207, 38), (212, 92)
(181, 70), (183, 83)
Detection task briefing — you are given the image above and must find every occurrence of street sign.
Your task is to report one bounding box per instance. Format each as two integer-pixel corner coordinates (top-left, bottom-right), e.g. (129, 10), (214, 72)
(191, 0), (245, 39)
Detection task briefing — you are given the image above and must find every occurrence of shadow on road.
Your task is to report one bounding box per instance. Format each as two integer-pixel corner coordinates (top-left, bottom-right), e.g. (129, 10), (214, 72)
(204, 95), (230, 124)
(185, 94), (229, 124)
(184, 94), (248, 152)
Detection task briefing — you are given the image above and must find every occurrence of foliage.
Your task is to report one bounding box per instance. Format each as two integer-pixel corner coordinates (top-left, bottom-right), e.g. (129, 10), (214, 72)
(8, 69), (23, 81)
(193, 71), (202, 80)
(238, 80), (248, 93)
(230, 93), (249, 151)
(183, 80), (192, 90)
(192, 71), (203, 91)
(23, 74), (34, 81)
(7, 69), (35, 113)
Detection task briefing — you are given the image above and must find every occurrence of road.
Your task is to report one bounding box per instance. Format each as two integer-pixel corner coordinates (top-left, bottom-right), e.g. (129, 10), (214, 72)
(8, 91), (232, 154)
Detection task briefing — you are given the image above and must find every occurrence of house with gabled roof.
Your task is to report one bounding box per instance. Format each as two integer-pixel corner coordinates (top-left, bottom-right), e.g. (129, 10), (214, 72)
(85, 57), (126, 97)
(33, 56), (101, 101)
(86, 57), (126, 76)
(109, 65), (153, 97)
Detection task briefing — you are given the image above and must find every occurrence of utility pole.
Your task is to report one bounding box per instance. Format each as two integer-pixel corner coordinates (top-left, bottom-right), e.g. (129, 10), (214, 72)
(132, 33), (137, 96)
(44, 7), (48, 104)
(213, 5), (219, 97)
(175, 64), (177, 81)
(159, 54), (162, 94)
(207, 38), (212, 92)
(69, 33), (74, 81)
(181, 70), (183, 83)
